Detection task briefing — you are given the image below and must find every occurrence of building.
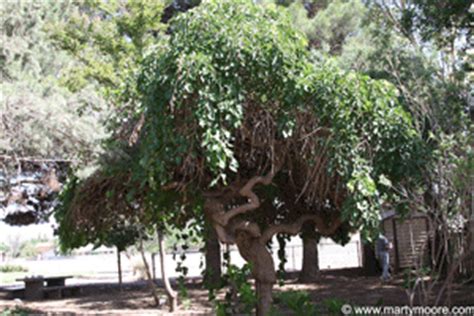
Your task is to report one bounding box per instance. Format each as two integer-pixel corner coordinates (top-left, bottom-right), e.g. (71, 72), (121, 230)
(381, 210), (431, 272)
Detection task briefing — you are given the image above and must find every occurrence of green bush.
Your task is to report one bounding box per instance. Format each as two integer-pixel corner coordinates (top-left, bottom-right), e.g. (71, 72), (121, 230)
(215, 264), (257, 315)
(1, 307), (32, 316)
(0, 264), (28, 273)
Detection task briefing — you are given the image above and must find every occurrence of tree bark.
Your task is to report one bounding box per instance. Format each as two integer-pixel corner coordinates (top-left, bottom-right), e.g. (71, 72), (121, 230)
(204, 224), (222, 288)
(235, 231), (276, 316)
(117, 247), (123, 291)
(157, 230), (178, 312)
(299, 223), (319, 283)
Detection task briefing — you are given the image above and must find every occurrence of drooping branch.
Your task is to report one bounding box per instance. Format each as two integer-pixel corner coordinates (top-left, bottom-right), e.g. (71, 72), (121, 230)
(259, 213), (341, 244)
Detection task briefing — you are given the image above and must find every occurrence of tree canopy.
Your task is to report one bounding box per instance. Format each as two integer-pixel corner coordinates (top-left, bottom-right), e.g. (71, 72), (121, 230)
(138, 0), (423, 239)
(0, 0), (106, 225)
(134, 1), (425, 313)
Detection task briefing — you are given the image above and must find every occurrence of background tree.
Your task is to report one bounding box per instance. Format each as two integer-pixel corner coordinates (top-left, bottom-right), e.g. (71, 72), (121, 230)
(298, 223), (320, 283)
(362, 0), (473, 303)
(0, 0), (106, 224)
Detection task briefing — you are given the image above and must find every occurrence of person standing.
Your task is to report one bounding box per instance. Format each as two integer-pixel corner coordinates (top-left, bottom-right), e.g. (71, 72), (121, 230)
(376, 233), (392, 281)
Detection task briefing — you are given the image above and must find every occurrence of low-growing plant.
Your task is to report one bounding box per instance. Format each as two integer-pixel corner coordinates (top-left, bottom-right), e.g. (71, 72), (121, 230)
(215, 264), (257, 315)
(273, 291), (317, 316)
(322, 297), (348, 315)
(0, 264), (28, 273)
(1, 307), (31, 316)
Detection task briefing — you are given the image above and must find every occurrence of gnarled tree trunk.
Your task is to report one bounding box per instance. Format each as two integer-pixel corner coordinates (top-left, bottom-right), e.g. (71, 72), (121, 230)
(299, 223), (319, 283)
(203, 163), (342, 316)
(235, 231), (276, 316)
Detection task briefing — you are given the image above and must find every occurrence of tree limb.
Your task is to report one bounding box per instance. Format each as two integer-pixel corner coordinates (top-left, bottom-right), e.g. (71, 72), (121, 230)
(260, 213), (341, 244)
(215, 163), (282, 226)
(233, 220), (261, 238)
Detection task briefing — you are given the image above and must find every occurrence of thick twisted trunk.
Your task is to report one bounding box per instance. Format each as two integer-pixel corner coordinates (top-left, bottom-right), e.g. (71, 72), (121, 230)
(235, 231), (276, 316)
(202, 161), (341, 315)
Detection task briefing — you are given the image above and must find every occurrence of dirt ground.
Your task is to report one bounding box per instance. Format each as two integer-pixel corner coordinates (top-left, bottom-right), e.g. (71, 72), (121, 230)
(1, 270), (473, 315)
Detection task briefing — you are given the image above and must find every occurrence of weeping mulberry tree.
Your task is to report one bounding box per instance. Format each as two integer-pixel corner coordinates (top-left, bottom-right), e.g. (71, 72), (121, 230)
(138, 1), (424, 314)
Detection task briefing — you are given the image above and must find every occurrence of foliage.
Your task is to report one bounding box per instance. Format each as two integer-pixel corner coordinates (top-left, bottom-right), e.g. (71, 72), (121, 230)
(138, 0), (424, 241)
(0, 0), (106, 164)
(54, 162), (144, 252)
(139, 0), (310, 184)
(397, 0), (472, 49)
(50, 0), (180, 254)
(276, 234), (290, 285)
(0, 243), (9, 253)
(0, 307), (32, 316)
(215, 264), (257, 316)
(359, 0), (473, 303)
(49, 0), (168, 143)
(287, 0), (367, 54)
(321, 297), (348, 315)
(272, 291), (317, 316)
(50, 0), (165, 96)
(1, 0), (108, 226)
(0, 264), (28, 273)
